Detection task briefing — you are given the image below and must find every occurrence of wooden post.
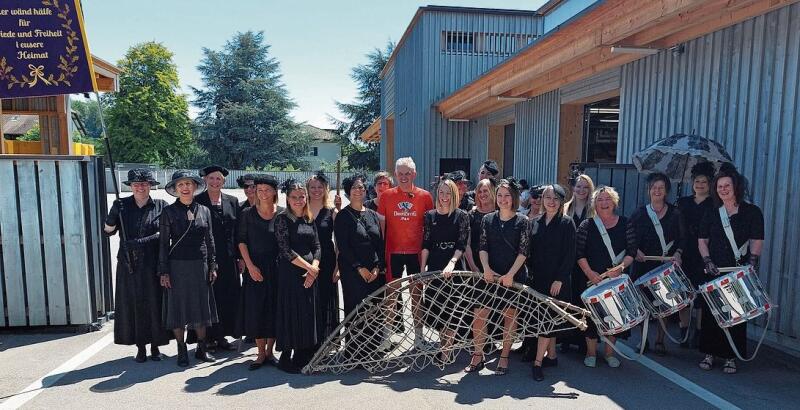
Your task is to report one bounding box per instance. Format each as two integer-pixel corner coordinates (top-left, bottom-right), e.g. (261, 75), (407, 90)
(0, 100), (5, 154)
(56, 95), (71, 155)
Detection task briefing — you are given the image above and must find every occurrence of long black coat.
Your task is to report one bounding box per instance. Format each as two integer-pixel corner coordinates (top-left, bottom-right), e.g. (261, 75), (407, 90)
(106, 196), (171, 346)
(196, 191), (241, 338)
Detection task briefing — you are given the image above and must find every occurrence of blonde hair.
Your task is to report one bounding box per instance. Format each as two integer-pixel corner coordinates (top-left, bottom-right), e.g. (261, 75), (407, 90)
(306, 175), (332, 209)
(285, 184), (313, 222)
(592, 185), (620, 213)
(565, 174), (596, 218)
(436, 179), (460, 215)
(474, 179), (496, 209)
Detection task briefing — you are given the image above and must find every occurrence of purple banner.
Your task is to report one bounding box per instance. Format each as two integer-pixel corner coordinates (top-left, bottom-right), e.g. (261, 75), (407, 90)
(0, 0), (96, 98)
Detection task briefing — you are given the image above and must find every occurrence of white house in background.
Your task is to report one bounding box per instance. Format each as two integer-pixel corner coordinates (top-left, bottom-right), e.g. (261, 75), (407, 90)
(301, 124), (342, 170)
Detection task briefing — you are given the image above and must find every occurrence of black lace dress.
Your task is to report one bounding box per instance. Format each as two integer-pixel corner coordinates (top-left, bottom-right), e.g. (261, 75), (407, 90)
(274, 212), (324, 351)
(421, 209), (470, 331)
(478, 212), (530, 309)
(575, 216), (637, 339)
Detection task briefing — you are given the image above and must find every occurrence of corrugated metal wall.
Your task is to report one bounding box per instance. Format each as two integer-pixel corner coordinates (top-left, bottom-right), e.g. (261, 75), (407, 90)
(379, 9), (542, 184)
(618, 3), (800, 351)
(513, 90), (561, 185)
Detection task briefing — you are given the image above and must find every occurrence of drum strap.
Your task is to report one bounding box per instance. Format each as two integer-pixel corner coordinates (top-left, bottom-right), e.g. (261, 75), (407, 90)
(646, 205), (674, 256)
(719, 206), (748, 262)
(593, 216), (626, 265)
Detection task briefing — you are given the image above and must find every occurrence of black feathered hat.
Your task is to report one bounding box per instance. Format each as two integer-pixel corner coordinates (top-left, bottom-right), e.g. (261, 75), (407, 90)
(122, 168), (160, 186)
(199, 165), (229, 177)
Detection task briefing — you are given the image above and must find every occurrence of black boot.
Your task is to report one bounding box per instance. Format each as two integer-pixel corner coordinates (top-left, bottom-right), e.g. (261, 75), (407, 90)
(150, 345), (162, 361)
(177, 343), (189, 367)
(195, 340), (216, 363)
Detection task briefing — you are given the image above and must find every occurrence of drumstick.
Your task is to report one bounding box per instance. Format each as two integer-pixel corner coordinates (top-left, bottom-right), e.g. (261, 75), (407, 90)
(585, 267), (619, 287)
(717, 266), (746, 273)
(642, 256), (673, 262)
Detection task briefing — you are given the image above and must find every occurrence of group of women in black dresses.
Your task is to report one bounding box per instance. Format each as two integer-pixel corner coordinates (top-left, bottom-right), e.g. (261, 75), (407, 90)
(108, 159), (764, 379)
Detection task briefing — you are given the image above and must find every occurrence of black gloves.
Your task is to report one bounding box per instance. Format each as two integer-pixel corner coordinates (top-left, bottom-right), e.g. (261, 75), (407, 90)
(703, 256), (720, 276)
(748, 254), (760, 272)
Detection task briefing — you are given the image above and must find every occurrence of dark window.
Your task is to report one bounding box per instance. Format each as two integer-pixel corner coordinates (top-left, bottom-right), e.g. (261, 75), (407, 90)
(442, 31), (537, 56)
(309, 147), (319, 157)
(582, 97), (619, 163)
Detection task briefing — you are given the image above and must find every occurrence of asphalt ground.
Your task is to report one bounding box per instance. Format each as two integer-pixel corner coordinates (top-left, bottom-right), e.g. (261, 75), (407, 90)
(0, 189), (798, 409)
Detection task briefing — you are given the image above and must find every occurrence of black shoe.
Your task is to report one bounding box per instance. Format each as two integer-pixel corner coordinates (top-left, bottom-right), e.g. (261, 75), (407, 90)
(150, 346), (162, 361)
(177, 343), (189, 367)
(243, 336), (255, 344)
(135, 347), (147, 363)
(542, 357), (558, 367)
(278, 355), (300, 374)
(532, 365), (544, 381)
(464, 354), (485, 373)
(264, 355), (280, 366)
(216, 338), (236, 351)
(248, 360), (265, 371)
(195, 341), (216, 363)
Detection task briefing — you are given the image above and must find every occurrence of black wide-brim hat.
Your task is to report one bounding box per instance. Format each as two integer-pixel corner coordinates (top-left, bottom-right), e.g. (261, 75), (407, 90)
(236, 173), (256, 188)
(165, 170), (207, 197)
(253, 174), (279, 191)
(200, 165), (229, 177)
(122, 168), (160, 186)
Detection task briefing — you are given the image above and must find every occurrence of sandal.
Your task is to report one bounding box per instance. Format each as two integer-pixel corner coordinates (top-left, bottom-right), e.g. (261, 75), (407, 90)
(722, 359), (737, 374)
(654, 342), (667, 357)
(464, 354), (485, 373)
(699, 355), (713, 371)
(494, 356), (509, 375)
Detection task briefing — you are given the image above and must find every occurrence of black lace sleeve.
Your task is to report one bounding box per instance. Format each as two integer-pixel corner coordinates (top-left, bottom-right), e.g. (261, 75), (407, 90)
(455, 210), (470, 252)
(576, 219), (591, 261)
(479, 214), (490, 253)
(275, 214), (295, 262)
(517, 216), (530, 257)
(624, 216), (638, 258)
(422, 211), (433, 252)
(158, 208), (171, 276)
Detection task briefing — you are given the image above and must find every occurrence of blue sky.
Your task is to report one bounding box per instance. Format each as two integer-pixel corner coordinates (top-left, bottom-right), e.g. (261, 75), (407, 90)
(81, 1), (545, 128)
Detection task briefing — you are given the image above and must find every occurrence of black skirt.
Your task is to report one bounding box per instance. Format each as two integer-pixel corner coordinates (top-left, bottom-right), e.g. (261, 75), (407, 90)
(162, 259), (219, 330)
(275, 260), (325, 351)
(699, 298), (746, 359)
(113, 255), (171, 346)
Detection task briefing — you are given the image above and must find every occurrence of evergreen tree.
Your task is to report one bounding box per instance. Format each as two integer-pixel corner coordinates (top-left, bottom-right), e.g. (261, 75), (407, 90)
(104, 42), (195, 166)
(331, 42), (394, 170)
(193, 31), (310, 170)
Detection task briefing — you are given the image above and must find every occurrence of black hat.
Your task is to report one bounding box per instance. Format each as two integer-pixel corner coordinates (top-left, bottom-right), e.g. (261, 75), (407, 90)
(199, 165), (229, 177)
(530, 184), (545, 198)
(122, 168), (159, 186)
(165, 170), (206, 197)
(310, 170), (329, 186)
(482, 160), (500, 176)
(253, 174), (279, 191)
(448, 170), (469, 183)
(551, 184), (567, 201)
(236, 173), (256, 188)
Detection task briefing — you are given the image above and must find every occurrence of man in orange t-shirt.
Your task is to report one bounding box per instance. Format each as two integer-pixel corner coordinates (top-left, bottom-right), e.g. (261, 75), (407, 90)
(377, 157), (433, 348)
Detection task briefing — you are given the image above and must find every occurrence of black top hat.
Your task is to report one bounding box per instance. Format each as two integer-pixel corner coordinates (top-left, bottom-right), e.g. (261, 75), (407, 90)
(122, 168), (160, 186)
(236, 173), (256, 188)
(199, 165), (229, 177)
(165, 170), (206, 197)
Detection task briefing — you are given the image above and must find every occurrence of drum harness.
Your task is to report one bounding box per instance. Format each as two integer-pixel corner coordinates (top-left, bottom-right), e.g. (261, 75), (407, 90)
(645, 205), (693, 345)
(712, 206), (772, 362)
(590, 216), (649, 360)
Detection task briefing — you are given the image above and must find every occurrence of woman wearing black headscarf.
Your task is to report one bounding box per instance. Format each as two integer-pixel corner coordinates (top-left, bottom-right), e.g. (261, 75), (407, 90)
(104, 169), (170, 362)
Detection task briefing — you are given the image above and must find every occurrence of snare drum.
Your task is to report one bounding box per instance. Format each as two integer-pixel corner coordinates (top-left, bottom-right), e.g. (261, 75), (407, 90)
(698, 265), (773, 328)
(581, 274), (648, 336)
(634, 262), (695, 319)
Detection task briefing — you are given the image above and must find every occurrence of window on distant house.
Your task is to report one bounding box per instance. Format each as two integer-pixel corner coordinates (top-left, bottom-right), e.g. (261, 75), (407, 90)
(442, 31), (537, 56)
(309, 147), (319, 157)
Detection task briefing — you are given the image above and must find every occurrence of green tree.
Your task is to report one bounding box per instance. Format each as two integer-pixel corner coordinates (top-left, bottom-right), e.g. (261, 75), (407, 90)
(18, 123), (40, 141)
(330, 41), (394, 170)
(104, 42), (195, 166)
(71, 99), (103, 140)
(193, 31), (310, 170)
